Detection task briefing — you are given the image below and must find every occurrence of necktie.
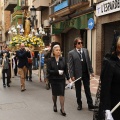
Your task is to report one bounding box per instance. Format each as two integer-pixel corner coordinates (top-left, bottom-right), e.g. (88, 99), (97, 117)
(78, 50), (83, 61)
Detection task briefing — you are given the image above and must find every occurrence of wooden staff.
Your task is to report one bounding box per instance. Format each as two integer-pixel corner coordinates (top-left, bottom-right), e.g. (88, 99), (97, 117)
(111, 102), (120, 114)
(10, 52), (14, 78)
(38, 51), (42, 82)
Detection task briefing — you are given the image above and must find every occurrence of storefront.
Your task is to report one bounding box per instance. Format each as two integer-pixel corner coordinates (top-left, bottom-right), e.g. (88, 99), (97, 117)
(52, 13), (94, 62)
(96, 0), (120, 74)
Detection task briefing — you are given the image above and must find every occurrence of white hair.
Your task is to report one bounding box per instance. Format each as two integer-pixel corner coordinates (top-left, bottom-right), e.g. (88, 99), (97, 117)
(51, 44), (61, 57)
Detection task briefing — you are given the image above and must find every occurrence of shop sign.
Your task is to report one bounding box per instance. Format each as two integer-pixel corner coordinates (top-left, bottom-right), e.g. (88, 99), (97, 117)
(96, 0), (120, 17)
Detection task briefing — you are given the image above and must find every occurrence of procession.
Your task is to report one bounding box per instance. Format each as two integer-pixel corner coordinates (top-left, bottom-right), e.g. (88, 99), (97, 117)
(0, 0), (120, 120)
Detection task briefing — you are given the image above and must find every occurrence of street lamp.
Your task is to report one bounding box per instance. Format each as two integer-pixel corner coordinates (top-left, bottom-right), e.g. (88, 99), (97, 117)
(30, 6), (36, 28)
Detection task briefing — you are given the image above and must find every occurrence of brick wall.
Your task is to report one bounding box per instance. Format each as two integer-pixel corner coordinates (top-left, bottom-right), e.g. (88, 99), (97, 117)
(4, 11), (11, 32)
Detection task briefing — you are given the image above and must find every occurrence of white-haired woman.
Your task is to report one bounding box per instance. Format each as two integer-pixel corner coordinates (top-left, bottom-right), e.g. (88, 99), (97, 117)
(47, 44), (70, 116)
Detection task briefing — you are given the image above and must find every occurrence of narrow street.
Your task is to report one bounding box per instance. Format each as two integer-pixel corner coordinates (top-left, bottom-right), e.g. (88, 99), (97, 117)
(0, 70), (96, 120)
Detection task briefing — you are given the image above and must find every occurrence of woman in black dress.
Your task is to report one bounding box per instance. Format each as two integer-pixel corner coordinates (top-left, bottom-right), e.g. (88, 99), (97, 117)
(47, 44), (70, 116)
(93, 37), (120, 120)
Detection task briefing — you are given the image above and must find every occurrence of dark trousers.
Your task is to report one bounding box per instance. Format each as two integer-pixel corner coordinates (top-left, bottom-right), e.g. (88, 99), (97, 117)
(2, 69), (10, 85)
(26, 64), (32, 80)
(14, 65), (17, 76)
(75, 72), (93, 106)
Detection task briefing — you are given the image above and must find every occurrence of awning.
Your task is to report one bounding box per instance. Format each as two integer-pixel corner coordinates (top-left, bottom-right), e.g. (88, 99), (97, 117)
(52, 12), (93, 34)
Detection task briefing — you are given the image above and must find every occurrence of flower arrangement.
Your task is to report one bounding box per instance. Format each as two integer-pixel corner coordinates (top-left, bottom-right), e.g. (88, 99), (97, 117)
(9, 35), (44, 51)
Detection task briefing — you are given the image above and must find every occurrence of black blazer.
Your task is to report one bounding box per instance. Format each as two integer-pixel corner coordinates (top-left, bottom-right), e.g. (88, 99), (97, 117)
(16, 49), (31, 68)
(47, 57), (70, 81)
(98, 54), (120, 117)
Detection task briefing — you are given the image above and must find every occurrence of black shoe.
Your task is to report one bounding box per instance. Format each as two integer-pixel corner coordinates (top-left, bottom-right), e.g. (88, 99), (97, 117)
(88, 105), (95, 111)
(77, 105), (82, 110)
(21, 89), (26, 92)
(7, 84), (10, 87)
(29, 79), (32, 82)
(46, 83), (50, 90)
(21, 89), (24, 92)
(60, 109), (66, 116)
(53, 106), (57, 112)
(3, 84), (6, 87)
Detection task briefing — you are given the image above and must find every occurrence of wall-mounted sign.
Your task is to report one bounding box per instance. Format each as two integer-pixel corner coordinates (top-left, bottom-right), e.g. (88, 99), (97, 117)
(88, 18), (94, 30)
(96, 0), (120, 17)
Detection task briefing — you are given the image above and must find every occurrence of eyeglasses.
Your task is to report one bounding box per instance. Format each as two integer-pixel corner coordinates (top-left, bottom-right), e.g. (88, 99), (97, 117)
(77, 42), (83, 45)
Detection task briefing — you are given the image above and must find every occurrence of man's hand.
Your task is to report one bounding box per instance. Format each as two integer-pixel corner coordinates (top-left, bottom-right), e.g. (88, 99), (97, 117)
(71, 77), (75, 81)
(91, 73), (94, 77)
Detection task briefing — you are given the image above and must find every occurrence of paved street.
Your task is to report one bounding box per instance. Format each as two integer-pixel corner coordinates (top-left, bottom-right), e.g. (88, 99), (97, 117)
(0, 70), (99, 120)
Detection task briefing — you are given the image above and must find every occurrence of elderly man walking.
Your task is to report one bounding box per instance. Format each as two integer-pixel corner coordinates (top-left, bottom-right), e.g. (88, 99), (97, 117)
(16, 43), (30, 92)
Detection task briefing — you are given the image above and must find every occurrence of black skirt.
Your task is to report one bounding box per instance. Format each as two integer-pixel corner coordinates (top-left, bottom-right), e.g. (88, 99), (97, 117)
(50, 79), (65, 96)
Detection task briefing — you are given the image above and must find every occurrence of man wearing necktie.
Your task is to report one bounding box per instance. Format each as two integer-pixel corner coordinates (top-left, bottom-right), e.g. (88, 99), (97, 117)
(68, 37), (95, 111)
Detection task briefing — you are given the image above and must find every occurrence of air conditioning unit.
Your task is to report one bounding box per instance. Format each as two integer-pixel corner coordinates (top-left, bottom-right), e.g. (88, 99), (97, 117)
(44, 20), (50, 27)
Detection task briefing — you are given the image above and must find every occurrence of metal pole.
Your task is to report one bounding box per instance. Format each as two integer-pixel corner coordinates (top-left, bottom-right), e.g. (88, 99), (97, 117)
(39, 51), (41, 82)
(91, 30), (92, 65)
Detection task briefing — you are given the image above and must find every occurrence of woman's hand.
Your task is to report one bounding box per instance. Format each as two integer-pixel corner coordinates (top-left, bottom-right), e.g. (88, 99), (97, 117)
(105, 110), (114, 120)
(58, 70), (64, 75)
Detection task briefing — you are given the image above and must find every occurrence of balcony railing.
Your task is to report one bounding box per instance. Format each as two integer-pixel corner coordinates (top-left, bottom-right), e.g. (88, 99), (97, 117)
(21, 0), (29, 10)
(50, 0), (89, 16)
(69, 0), (88, 6)
(4, 0), (17, 11)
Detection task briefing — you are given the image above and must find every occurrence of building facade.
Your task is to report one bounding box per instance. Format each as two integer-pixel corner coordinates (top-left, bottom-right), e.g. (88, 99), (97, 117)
(33, 0), (51, 46)
(49, 0), (98, 74)
(96, 0), (120, 74)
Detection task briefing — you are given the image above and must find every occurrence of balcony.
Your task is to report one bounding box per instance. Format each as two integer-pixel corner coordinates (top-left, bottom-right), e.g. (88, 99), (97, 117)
(97, 0), (105, 3)
(33, 0), (50, 11)
(50, 0), (89, 18)
(4, 0), (17, 12)
(21, 0), (29, 10)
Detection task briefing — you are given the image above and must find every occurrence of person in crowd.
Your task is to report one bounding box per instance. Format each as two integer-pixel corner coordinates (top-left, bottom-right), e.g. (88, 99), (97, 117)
(68, 37), (95, 111)
(47, 44), (70, 116)
(26, 48), (33, 82)
(2, 52), (10, 87)
(34, 51), (39, 70)
(16, 43), (31, 92)
(44, 42), (60, 90)
(43, 44), (51, 89)
(13, 52), (18, 76)
(110, 30), (120, 53)
(2, 46), (11, 83)
(93, 36), (120, 120)
(38, 51), (44, 82)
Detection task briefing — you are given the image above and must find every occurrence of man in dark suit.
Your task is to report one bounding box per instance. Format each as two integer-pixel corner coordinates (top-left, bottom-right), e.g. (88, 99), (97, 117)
(16, 43), (30, 92)
(68, 37), (95, 111)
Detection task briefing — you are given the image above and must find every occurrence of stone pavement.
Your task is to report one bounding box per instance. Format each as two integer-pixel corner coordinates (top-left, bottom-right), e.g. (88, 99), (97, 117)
(0, 69), (95, 120)
(89, 75), (99, 96)
(34, 69), (100, 96)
